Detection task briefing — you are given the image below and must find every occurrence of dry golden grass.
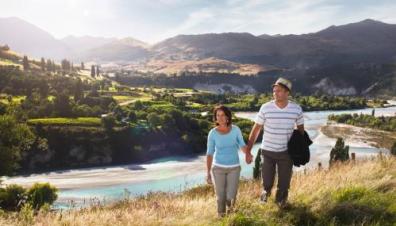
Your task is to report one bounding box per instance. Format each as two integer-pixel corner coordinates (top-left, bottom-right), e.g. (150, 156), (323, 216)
(1, 156), (395, 226)
(132, 57), (276, 75)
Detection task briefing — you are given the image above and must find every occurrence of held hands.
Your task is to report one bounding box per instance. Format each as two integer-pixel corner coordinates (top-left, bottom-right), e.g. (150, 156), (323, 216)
(206, 173), (213, 185)
(245, 152), (253, 164)
(242, 146), (253, 164)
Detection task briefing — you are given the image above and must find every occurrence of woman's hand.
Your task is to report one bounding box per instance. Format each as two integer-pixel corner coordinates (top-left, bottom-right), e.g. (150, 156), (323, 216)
(242, 146), (253, 164)
(245, 152), (253, 164)
(206, 173), (213, 185)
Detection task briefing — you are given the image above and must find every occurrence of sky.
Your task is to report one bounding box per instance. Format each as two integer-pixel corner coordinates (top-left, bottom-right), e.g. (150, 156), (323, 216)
(1, 0), (396, 44)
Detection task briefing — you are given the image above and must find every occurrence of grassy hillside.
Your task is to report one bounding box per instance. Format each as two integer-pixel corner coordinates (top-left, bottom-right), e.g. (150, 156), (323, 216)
(132, 57), (272, 75)
(1, 156), (395, 226)
(27, 117), (101, 126)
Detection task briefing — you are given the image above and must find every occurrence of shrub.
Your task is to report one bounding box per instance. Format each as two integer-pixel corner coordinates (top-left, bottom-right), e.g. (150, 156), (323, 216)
(26, 183), (58, 210)
(0, 183), (58, 212)
(0, 184), (26, 211)
(391, 141), (396, 156)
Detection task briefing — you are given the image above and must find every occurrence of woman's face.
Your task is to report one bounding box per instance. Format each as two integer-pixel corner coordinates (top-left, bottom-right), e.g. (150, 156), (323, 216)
(216, 110), (228, 126)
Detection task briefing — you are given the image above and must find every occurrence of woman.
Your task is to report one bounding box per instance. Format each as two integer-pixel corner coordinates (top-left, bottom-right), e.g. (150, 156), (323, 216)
(206, 105), (248, 217)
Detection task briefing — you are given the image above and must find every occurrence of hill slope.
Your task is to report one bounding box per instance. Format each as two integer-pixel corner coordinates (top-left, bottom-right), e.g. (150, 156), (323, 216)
(1, 156), (395, 225)
(0, 17), (70, 59)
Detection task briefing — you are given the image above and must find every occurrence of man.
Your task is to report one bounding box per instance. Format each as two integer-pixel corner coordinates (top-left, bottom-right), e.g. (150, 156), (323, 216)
(245, 77), (304, 208)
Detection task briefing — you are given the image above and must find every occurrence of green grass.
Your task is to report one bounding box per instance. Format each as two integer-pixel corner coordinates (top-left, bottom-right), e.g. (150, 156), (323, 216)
(0, 95), (26, 105)
(27, 117), (102, 126)
(116, 95), (152, 106)
(146, 101), (176, 111)
(112, 95), (136, 102)
(47, 95), (56, 101)
(0, 58), (21, 67)
(187, 101), (204, 109)
(328, 186), (396, 222)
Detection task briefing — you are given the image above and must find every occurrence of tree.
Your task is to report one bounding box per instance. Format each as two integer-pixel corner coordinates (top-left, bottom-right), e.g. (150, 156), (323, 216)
(53, 92), (72, 117)
(0, 102), (7, 115)
(391, 141), (396, 156)
(1, 44), (10, 51)
(161, 113), (174, 130)
(0, 115), (35, 175)
(101, 115), (116, 131)
(170, 109), (186, 130)
(113, 106), (124, 121)
(147, 113), (161, 128)
(91, 65), (96, 78)
(46, 59), (52, 72)
(51, 60), (56, 72)
(37, 81), (50, 97)
(329, 137), (350, 165)
(134, 100), (143, 110)
(128, 111), (137, 123)
(26, 183), (58, 210)
(73, 79), (84, 103)
(61, 59), (71, 72)
(40, 57), (46, 71)
(96, 65), (100, 77)
(253, 149), (261, 179)
(0, 184), (26, 211)
(23, 55), (29, 71)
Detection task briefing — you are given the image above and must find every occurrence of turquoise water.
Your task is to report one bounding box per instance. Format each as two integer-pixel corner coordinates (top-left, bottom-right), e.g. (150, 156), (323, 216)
(54, 145), (262, 209)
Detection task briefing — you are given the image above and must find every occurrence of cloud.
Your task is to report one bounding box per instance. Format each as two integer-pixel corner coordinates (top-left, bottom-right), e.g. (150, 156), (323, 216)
(2, 0), (396, 43)
(155, 8), (214, 41)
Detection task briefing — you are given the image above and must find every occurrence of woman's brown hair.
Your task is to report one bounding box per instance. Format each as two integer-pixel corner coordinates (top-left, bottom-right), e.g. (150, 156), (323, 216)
(213, 105), (232, 127)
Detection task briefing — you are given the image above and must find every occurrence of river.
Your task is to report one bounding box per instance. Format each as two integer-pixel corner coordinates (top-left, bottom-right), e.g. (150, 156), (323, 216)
(2, 101), (396, 209)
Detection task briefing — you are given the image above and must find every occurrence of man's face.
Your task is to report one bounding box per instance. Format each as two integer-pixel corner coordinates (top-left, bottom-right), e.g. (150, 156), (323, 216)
(273, 85), (289, 101)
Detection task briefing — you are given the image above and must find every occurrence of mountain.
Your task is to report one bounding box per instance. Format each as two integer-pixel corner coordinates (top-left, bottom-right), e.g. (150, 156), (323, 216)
(151, 32), (269, 61)
(129, 57), (275, 75)
(0, 17), (149, 62)
(3, 17), (396, 67)
(312, 19), (396, 61)
(61, 35), (117, 53)
(151, 19), (396, 68)
(79, 37), (150, 63)
(0, 17), (70, 59)
(1, 17), (395, 96)
(257, 34), (273, 39)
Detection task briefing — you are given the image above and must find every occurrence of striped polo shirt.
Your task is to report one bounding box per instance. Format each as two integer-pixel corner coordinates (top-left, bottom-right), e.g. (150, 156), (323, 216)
(254, 100), (304, 152)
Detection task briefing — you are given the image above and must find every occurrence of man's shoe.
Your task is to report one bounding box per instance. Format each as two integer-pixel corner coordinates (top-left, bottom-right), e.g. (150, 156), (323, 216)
(260, 191), (270, 203)
(276, 200), (289, 209)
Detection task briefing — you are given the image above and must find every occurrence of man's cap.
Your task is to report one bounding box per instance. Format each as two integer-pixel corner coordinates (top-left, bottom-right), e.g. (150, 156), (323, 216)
(272, 77), (292, 91)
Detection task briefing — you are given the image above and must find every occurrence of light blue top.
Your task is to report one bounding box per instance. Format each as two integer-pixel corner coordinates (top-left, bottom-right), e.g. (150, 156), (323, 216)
(207, 125), (246, 167)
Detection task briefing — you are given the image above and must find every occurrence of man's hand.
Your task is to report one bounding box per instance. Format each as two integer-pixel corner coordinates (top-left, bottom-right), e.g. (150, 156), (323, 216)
(245, 123), (262, 164)
(245, 152), (253, 164)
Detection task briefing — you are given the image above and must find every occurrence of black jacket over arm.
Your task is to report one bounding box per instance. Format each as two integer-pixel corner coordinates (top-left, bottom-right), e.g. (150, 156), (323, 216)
(287, 130), (313, 167)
